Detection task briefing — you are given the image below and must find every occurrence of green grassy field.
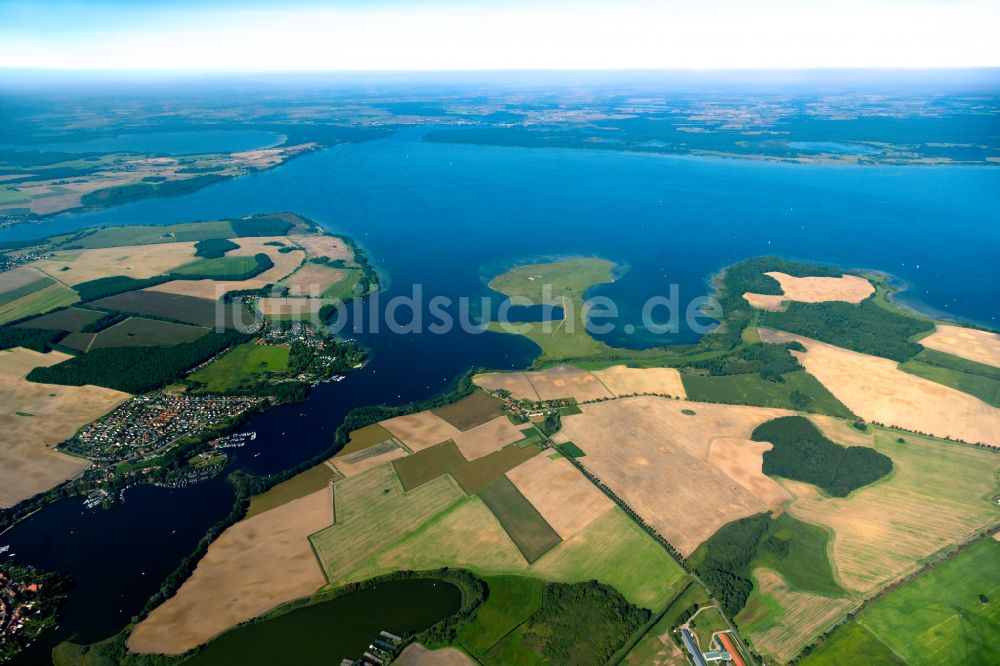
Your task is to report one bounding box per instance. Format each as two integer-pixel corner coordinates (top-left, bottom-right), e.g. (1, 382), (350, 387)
(480, 581), (651, 666)
(623, 582), (715, 665)
(187, 342), (289, 392)
(556, 441), (586, 457)
(799, 622), (903, 666)
(346, 496), (687, 612)
(246, 463), (339, 519)
(171, 255), (260, 277)
(899, 349), (1000, 407)
(457, 575), (544, 658)
(857, 537), (1000, 666)
(431, 390), (506, 430)
(89, 317), (209, 349)
(681, 370), (855, 417)
(320, 268), (365, 300)
(310, 464), (466, 584)
(337, 423), (395, 456)
(749, 513), (844, 596)
(479, 477), (562, 563)
(0, 275), (54, 308)
(65, 221), (238, 248)
(392, 439), (541, 494)
(0, 185), (30, 205)
(0, 282), (79, 325)
(690, 606), (730, 652)
(486, 257), (618, 362)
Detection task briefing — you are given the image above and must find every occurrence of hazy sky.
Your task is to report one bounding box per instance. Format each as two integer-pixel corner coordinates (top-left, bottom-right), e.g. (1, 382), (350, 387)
(1, 0), (998, 71)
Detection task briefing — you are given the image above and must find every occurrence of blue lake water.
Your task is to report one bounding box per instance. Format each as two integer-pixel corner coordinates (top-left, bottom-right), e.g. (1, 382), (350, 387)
(0, 129), (284, 155)
(1, 127), (998, 662)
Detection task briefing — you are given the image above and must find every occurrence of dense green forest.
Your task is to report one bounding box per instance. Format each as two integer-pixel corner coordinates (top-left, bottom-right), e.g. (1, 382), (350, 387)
(27, 330), (249, 393)
(81, 175), (225, 208)
(685, 342), (803, 378)
(690, 515), (770, 616)
(518, 581), (650, 665)
(762, 300), (932, 362)
(228, 214), (295, 237)
(0, 325), (66, 351)
(752, 416), (893, 497)
(193, 238), (239, 258)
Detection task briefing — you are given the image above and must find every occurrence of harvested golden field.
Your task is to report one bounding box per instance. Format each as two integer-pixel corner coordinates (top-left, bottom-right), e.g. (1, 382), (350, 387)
(281, 263), (346, 296)
(706, 438), (790, 514)
(552, 396), (792, 555)
(396, 644), (476, 666)
(591, 365), (687, 397)
(474, 365), (614, 402)
(473, 372), (539, 400)
(920, 324), (1000, 368)
(257, 297), (325, 317)
(32, 242), (199, 285)
(288, 234), (352, 262)
(506, 453), (613, 539)
(451, 416), (525, 460)
(331, 441), (409, 478)
(526, 365), (615, 401)
(381, 411), (462, 452)
(741, 569), (855, 663)
(127, 486), (333, 655)
(0, 266), (50, 293)
(765, 271), (874, 303)
(781, 428), (1000, 594)
(0, 347), (129, 508)
(742, 292), (786, 311)
(768, 331), (1000, 444)
(808, 414), (874, 447)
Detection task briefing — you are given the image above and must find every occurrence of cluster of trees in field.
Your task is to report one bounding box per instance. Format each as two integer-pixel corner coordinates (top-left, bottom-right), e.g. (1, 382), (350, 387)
(753, 416), (893, 497)
(228, 214), (295, 237)
(27, 330), (249, 393)
(686, 342), (804, 379)
(519, 581), (650, 665)
(0, 325), (65, 351)
(762, 300), (932, 362)
(691, 514), (770, 616)
(193, 238), (239, 258)
(73, 253), (274, 301)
